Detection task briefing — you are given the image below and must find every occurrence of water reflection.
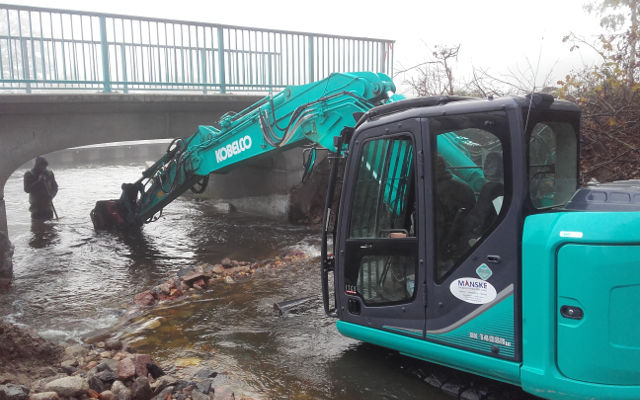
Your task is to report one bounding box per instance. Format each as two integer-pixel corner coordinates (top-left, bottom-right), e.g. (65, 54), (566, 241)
(29, 220), (60, 249)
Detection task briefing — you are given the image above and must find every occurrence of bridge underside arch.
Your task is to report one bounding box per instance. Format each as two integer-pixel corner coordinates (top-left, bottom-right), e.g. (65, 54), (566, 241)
(0, 93), (261, 236)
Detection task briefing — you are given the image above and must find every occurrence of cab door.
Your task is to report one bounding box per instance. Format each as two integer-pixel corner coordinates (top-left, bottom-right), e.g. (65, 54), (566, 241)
(424, 110), (521, 360)
(336, 118), (426, 338)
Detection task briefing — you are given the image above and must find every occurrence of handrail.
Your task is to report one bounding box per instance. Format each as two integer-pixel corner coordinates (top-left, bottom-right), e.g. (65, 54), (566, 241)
(0, 3), (395, 94)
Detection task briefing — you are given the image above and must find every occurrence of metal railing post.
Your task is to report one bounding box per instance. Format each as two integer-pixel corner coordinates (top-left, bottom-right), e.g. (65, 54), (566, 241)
(99, 16), (111, 93)
(379, 42), (387, 75)
(201, 48), (207, 94)
(217, 27), (225, 94)
(20, 38), (31, 93)
(307, 35), (314, 83)
(120, 44), (128, 93)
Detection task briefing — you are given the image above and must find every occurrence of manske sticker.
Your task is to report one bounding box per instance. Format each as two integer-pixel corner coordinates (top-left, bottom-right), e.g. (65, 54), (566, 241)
(449, 277), (497, 304)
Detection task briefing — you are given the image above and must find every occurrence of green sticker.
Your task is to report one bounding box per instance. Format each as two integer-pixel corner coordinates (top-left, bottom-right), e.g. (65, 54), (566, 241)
(476, 263), (493, 280)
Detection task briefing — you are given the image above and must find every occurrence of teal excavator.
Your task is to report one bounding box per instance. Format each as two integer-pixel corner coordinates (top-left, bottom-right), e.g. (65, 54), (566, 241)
(92, 72), (640, 400)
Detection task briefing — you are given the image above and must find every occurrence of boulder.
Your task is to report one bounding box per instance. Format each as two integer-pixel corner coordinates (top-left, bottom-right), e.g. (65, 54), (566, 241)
(44, 376), (89, 397)
(117, 357), (136, 380)
(0, 384), (29, 400)
(133, 354), (152, 378)
(130, 377), (153, 400)
(220, 258), (232, 267)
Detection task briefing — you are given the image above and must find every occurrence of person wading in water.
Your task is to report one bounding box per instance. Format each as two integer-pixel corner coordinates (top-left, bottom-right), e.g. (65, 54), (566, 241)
(23, 156), (58, 220)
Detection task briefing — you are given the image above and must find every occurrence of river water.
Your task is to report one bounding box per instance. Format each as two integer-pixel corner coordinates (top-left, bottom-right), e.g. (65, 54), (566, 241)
(0, 162), (449, 399)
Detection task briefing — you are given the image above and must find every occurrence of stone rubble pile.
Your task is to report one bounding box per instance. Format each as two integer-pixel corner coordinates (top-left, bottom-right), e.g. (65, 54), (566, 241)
(131, 251), (307, 309)
(0, 338), (226, 400)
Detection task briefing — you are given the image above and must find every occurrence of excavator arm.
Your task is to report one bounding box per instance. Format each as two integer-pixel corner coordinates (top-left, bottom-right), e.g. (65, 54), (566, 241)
(91, 71), (400, 230)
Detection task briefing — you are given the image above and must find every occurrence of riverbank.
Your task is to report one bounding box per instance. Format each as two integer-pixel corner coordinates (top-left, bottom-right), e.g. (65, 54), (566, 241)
(0, 250), (310, 400)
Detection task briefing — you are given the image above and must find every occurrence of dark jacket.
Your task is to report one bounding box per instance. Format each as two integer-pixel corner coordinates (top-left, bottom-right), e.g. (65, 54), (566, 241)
(24, 169), (58, 219)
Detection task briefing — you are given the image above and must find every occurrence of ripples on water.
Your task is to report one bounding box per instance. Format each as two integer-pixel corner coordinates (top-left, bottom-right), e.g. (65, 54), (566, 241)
(0, 163), (446, 399)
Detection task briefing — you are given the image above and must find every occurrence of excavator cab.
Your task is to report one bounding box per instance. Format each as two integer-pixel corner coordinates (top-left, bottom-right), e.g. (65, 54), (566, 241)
(322, 94), (640, 399)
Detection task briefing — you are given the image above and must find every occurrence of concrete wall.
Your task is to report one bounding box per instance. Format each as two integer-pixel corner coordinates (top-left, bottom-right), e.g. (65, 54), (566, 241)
(205, 146), (305, 218)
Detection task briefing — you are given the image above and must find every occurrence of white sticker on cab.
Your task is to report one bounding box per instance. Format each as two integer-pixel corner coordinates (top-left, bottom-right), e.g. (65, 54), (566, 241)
(449, 277), (497, 305)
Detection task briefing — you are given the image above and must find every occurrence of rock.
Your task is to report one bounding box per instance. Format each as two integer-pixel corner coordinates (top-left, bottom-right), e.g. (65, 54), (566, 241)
(100, 351), (112, 358)
(130, 377), (153, 400)
(87, 389), (101, 399)
(117, 357), (136, 380)
(110, 381), (131, 400)
(100, 391), (115, 400)
(113, 352), (127, 361)
(64, 344), (86, 358)
(133, 291), (155, 307)
(220, 258), (232, 267)
(84, 360), (99, 370)
(97, 359), (119, 372)
(191, 391), (210, 400)
(145, 363), (165, 379)
(28, 392), (58, 400)
(87, 375), (107, 393)
(182, 267), (206, 283)
(0, 384), (30, 400)
(224, 276), (235, 284)
(155, 386), (173, 400)
(423, 372), (447, 388)
(156, 283), (171, 295)
(83, 329), (112, 344)
(44, 376), (89, 397)
(95, 369), (119, 383)
(460, 388), (486, 400)
(193, 368), (218, 379)
(105, 338), (123, 351)
(441, 381), (465, 398)
(133, 354), (152, 378)
(150, 375), (177, 393)
(195, 379), (214, 394)
(211, 264), (224, 274)
(60, 359), (78, 373)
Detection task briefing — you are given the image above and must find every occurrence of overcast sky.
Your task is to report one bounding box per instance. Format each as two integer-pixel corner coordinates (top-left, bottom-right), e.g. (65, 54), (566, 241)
(4, 0), (605, 95)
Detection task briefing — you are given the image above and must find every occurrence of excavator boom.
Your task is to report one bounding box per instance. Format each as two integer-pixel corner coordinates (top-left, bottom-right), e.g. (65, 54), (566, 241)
(91, 72), (399, 229)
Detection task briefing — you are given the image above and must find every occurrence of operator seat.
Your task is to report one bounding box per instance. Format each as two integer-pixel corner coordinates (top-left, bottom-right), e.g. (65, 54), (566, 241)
(471, 152), (504, 237)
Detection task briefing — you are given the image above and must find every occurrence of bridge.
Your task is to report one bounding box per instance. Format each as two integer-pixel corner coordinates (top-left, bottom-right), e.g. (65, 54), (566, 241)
(0, 4), (395, 240)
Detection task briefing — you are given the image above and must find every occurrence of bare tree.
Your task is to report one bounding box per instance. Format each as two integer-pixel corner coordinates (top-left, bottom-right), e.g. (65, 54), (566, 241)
(403, 44), (460, 96)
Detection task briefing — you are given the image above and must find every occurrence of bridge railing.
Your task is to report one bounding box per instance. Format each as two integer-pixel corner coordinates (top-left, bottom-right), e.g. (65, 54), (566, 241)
(0, 4), (394, 93)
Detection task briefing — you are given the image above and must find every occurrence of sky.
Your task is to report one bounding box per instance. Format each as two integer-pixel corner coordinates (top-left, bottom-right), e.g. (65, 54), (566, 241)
(3, 0), (605, 95)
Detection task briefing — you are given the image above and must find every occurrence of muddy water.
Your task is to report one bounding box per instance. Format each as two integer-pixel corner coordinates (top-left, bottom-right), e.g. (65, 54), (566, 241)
(0, 163), (447, 399)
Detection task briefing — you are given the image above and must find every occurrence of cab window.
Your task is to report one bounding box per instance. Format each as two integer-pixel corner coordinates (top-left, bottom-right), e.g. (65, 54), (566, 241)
(528, 121), (578, 209)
